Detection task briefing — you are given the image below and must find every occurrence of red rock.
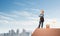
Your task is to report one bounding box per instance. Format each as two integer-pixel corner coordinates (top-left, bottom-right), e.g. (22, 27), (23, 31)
(32, 28), (60, 36)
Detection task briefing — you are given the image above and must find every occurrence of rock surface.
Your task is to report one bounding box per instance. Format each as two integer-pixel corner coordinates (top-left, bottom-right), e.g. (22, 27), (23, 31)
(32, 28), (60, 36)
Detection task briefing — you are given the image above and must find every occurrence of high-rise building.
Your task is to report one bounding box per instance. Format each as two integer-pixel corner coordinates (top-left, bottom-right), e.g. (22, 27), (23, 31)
(16, 29), (19, 36)
(20, 29), (30, 36)
(16, 29), (19, 34)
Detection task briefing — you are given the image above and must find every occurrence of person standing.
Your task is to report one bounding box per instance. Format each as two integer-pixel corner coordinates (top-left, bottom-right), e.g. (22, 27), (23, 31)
(38, 10), (44, 28)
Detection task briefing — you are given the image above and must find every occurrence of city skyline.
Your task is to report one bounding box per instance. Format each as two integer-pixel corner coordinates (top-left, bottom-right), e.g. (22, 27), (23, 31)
(0, 0), (60, 33)
(0, 29), (30, 36)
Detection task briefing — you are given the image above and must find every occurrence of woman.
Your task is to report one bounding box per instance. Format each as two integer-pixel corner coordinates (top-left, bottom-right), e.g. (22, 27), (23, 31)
(38, 10), (44, 28)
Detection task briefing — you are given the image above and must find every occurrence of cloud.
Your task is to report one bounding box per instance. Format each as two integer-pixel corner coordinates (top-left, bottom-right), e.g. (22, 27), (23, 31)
(12, 11), (39, 20)
(0, 11), (60, 26)
(0, 15), (14, 21)
(0, 12), (18, 20)
(15, 11), (32, 17)
(44, 18), (60, 28)
(0, 10), (60, 33)
(0, 20), (8, 24)
(0, 11), (38, 31)
(25, 8), (40, 12)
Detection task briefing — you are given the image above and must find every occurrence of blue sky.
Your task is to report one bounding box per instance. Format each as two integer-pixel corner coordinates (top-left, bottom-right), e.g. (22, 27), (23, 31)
(0, 0), (60, 33)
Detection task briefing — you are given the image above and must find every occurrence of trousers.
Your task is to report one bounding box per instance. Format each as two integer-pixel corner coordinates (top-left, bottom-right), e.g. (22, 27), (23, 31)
(38, 21), (44, 28)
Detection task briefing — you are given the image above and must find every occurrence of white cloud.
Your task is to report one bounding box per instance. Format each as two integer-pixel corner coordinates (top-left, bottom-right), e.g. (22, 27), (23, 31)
(31, 8), (40, 11)
(0, 20), (8, 24)
(12, 11), (38, 20)
(44, 18), (60, 28)
(0, 11), (60, 33)
(16, 11), (32, 17)
(0, 11), (38, 31)
(24, 8), (40, 12)
(0, 15), (14, 21)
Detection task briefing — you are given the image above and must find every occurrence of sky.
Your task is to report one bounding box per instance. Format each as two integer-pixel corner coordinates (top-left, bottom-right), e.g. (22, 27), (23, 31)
(0, 0), (60, 33)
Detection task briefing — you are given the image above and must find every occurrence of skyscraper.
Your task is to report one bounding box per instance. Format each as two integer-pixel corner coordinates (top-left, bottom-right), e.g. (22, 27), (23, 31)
(20, 29), (30, 36)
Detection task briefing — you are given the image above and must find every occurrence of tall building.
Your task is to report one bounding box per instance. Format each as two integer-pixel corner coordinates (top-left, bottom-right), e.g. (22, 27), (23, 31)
(16, 29), (19, 36)
(0, 34), (4, 36)
(9, 29), (15, 36)
(16, 29), (19, 34)
(20, 29), (30, 36)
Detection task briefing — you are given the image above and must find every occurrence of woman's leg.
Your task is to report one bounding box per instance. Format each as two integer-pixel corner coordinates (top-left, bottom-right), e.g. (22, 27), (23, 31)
(41, 22), (43, 28)
(38, 21), (41, 28)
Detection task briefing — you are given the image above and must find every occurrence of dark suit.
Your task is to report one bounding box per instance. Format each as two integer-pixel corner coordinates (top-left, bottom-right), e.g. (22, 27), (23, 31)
(38, 14), (44, 28)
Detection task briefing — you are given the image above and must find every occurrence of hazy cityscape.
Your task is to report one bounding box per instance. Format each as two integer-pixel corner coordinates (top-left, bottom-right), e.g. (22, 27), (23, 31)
(0, 29), (31, 36)
(0, 0), (60, 36)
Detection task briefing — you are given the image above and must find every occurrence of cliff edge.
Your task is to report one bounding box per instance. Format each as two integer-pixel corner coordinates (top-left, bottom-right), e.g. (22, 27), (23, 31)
(32, 28), (60, 36)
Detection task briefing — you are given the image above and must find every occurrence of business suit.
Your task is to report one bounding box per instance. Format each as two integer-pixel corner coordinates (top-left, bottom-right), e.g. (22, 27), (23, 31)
(38, 14), (44, 28)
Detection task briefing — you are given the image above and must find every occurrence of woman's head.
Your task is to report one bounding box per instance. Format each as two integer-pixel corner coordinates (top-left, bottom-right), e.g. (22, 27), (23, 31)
(40, 9), (44, 14)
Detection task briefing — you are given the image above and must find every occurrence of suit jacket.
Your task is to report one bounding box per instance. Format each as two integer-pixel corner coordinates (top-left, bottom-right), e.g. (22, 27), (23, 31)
(39, 14), (44, 22)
